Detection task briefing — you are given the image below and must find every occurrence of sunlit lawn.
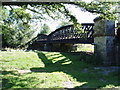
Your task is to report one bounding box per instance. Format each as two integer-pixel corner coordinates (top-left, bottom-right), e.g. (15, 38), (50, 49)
(76, 44), (94, 52)
(0, 50), (120, 89)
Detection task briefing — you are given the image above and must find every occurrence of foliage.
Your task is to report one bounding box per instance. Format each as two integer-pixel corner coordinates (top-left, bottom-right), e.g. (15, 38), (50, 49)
(22, 1), (119, 32)
(39, 24), (51, 35)
(26, 1), (119, 22)
(1, 6), (35, 48)
(1, 1), (119, 48)
(74, 23), (83, 33)
(74, 1), (118, 20)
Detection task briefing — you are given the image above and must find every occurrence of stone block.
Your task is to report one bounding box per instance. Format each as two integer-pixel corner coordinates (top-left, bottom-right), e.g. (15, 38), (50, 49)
(94, 17), (116, 66)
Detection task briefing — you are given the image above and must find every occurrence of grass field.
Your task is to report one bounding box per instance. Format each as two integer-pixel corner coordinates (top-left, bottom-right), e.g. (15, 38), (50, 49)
(0, 50), (120, 89)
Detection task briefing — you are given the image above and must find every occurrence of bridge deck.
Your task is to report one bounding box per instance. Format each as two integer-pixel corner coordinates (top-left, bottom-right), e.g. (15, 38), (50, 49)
(37, 38), (94, 44)
(36, 23), (94, 44)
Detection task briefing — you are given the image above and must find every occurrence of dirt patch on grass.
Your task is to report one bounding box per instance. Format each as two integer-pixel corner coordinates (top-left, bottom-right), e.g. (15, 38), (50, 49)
(17, 70), (31, 74)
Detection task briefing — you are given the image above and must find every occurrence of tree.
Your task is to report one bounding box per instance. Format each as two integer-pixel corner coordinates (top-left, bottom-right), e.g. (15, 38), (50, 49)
(1, 1), (119, 48)
(1, 6), (35, 48)
(39, 24), (51, 35)
(19, 1), (119, 28)
(2, 1), (118, 21)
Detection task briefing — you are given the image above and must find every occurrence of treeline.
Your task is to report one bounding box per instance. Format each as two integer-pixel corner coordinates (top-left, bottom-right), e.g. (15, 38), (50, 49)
(1, 1), (118, 49)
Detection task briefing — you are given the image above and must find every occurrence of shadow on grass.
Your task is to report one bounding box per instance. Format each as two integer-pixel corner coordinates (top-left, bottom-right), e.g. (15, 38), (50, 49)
(2, 71), (23, 89)
(2, 70), (39, 89)
(30, 52), (119, 88)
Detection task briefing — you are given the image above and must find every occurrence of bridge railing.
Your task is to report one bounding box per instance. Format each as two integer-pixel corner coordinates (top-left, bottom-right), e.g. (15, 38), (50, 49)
(36, 34), (48, 42)
(37, 23), (94, 44)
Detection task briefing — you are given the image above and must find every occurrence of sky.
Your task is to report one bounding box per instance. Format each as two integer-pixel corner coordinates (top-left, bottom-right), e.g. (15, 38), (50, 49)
(49, 0), (98, 31)
(27, 4), (99, 34)
(30, 0), (98, 33)
(47, 5), (99, 31)
(5, 1), (99, 34)
(3, 0), (119, 36)
(34, 8), (98, 34)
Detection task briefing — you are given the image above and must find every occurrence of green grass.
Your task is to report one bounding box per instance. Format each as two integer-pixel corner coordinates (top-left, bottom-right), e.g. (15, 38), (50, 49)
(77, 44), (94, 52)
(0, 51), (120, 89)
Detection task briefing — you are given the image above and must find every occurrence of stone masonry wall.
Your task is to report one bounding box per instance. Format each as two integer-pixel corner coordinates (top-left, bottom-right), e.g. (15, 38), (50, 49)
(94, 17), (116, 66)
(115, 44), (120, 66)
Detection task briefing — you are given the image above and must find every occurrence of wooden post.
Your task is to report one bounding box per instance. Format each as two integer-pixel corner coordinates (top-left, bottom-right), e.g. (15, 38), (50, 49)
(94, 17), (115, 66)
